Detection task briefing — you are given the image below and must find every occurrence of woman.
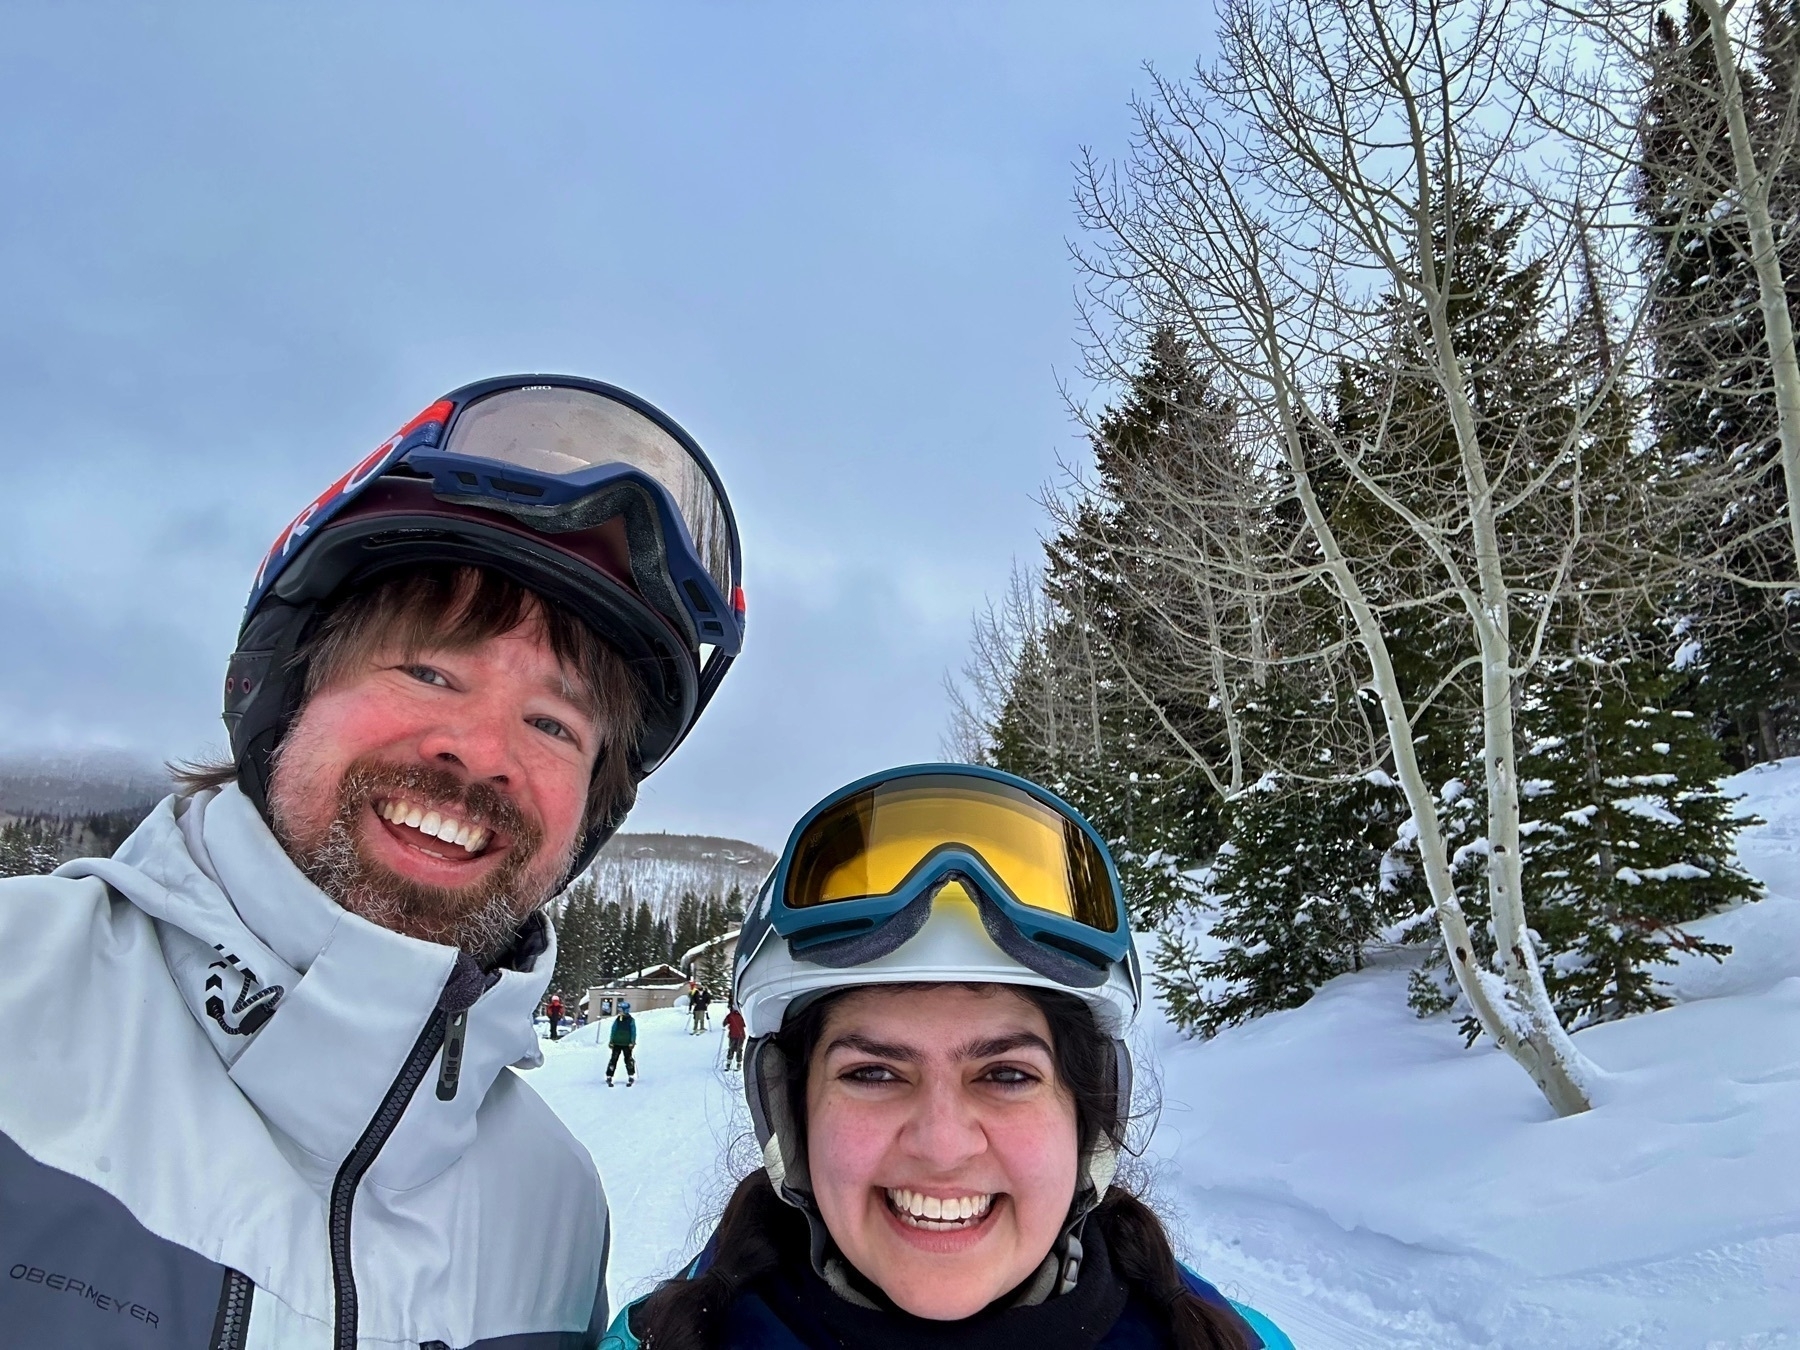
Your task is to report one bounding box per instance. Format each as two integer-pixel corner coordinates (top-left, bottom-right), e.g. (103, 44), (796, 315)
(602, 765), (1291, 1350)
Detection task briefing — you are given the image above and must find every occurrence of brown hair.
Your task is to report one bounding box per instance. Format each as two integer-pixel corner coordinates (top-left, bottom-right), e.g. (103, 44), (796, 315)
(172, 565), (644, 835)
(633, 986), (1250, 1350)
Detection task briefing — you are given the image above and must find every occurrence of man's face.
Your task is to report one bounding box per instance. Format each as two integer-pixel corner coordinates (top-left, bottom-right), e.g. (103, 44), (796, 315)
(267, 609), (599, 960)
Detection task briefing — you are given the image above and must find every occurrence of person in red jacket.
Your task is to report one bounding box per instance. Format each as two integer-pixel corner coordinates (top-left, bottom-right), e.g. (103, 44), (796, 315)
(722, 1003), (746, 1069)
(547, 992), (565, 1041)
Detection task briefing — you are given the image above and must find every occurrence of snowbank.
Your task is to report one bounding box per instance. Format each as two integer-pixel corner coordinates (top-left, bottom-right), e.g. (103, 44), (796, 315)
(1141, 759), (1800, 1346)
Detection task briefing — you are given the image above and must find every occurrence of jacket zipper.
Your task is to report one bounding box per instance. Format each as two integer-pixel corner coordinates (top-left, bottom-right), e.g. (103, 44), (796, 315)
(327, 953), (493, 1349)
(327, 1010), (447, 1350)
(210, 1268), (255, 1350)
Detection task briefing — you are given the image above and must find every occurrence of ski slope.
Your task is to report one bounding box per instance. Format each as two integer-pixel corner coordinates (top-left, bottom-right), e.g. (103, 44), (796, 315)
(531, 1007), (756, 1304)
(528, 761), (1800, 1346)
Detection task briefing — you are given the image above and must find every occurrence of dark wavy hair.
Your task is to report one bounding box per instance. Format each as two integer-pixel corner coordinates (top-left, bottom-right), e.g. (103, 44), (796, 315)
(171, 564), (643, 836)
(632, 984), (1249, 1350)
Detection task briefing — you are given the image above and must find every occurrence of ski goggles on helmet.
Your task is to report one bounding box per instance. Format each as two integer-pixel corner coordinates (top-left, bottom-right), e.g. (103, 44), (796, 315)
(754, 764), (1131, 990)
(247, 375), (744, 656)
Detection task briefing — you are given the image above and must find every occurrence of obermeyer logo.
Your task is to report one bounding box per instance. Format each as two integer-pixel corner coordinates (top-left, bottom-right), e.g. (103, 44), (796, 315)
(248, 398), (455, 603)
(9, 1263), (159, 1325)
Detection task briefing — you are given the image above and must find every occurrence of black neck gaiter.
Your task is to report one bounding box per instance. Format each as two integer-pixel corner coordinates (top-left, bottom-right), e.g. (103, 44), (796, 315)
(757, 1219), (1132, 1350)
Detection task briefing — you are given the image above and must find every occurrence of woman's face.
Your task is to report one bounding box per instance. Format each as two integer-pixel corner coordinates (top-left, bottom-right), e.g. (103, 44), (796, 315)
(804, 984), (1080, 1320)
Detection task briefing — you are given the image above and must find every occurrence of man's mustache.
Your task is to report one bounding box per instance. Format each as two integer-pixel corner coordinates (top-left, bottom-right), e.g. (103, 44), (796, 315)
(336, 758), (540, 852)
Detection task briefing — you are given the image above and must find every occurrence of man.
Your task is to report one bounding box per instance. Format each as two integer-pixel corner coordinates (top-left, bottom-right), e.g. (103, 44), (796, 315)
(547, 991), (565, 1041)
(605, 1001), (637, 1086)
(0, 376), (746, 1349)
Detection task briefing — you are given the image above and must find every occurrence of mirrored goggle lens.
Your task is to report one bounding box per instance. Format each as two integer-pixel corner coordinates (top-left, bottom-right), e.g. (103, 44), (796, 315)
(785, 775), (1119, 933)
(442, 386), (734, 595)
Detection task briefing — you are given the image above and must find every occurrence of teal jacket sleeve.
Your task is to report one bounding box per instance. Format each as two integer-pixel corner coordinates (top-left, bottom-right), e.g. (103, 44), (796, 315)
(1230, 1300), (1294, 1350)
(597, 1299), (641, 1350)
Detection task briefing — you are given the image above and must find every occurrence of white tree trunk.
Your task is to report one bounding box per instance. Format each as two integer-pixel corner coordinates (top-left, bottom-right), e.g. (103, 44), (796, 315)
(1702, 0), (1800, 577)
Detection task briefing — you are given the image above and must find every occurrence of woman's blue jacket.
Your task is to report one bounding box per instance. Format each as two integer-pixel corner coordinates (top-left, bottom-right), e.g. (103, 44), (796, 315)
(598, 1256), (1292, 1350)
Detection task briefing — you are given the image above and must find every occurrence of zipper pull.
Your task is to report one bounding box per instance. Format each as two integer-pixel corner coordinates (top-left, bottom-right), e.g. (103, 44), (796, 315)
(436, 1009), (469, 1101)
(433, 951), (498, 1103)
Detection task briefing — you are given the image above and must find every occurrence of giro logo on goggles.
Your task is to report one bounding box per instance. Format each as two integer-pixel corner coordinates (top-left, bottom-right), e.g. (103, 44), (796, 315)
(248, 399), (455, 606)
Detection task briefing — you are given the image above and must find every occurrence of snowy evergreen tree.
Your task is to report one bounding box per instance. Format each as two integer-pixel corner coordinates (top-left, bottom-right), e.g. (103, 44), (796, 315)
(0, 818), (62, 879)
(1160, 760), (1412, 1037)
(673, 891), (703, 960)
(613, 897), (672, 974)
(595, 900), (626, 980)
(986, 329), (1244, 930)
(1521, 652), (1760, 1024)
(1636, 2), (1800, 766)
(548, 879), (601, 999)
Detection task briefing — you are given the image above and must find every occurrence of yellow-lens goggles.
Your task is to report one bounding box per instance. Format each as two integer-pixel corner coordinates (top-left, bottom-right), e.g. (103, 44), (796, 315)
(784, 774), (1119, 934)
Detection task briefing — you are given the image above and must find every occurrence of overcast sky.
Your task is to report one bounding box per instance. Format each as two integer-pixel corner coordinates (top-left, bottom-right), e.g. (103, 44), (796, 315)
(0, 2), (1211, 849)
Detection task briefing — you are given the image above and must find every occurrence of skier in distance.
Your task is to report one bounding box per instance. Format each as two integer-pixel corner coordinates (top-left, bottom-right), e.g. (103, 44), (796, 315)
(0, 376), (746, 1349)
(722, 1001), (746, 1071)
(607, 1000), (638, 1086)
(601, 764), (1291, 1350)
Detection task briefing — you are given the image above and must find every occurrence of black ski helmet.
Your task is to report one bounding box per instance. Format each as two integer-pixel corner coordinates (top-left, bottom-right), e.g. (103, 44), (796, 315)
(222, 374), (745, 879)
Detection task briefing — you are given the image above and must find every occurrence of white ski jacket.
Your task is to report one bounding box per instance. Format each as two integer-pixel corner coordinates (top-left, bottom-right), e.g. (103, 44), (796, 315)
(0, 784), (610, 1349)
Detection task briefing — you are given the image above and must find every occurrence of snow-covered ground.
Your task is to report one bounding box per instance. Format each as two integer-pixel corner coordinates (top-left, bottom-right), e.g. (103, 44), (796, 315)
(530, 762), (1800, 1347)
(531, 1007), (755, 1303)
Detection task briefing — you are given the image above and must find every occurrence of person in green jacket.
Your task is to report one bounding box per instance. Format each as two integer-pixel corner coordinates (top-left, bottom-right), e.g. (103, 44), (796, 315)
(606, 1001), (637, 1086)
(601, 765), (1291, 1350)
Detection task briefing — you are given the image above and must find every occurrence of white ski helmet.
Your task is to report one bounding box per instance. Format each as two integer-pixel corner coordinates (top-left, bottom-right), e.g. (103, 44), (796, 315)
(731, 764), (1143, 1220)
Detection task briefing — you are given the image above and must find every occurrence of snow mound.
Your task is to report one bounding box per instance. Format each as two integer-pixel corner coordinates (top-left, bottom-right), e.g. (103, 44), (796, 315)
(1139, 759), (1800, 1346)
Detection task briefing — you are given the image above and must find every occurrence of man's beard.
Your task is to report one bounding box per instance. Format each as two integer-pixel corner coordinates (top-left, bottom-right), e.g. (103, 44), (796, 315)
(276, 756), (567, 965)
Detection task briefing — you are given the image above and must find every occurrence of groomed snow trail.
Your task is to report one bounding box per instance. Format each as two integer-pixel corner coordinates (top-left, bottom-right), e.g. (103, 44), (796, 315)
(530, 1008), (754, 1306)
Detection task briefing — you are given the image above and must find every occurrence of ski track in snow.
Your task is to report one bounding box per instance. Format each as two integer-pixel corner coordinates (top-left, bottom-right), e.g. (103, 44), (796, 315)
(526, 760), (1800, 1348)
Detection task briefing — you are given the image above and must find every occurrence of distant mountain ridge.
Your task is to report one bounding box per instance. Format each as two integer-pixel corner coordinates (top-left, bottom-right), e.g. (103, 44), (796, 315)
(0, 751), (772, 904)
(596, 832), (774, 869)
(0, 750), (170, 818)
(584, 831), (774, 916)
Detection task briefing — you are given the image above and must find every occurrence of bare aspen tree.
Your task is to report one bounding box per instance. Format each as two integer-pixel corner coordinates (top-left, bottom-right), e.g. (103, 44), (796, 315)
(1067, 0), (1675, 1115)
(1557, 0), (1800, 590)
(1691, 0), (1800, 572)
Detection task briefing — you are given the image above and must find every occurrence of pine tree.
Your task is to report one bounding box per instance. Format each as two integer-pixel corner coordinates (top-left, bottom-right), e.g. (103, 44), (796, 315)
(1521, 652), (1759, 1024)
(1324, 183), (1576, 795)
(1159, 671), (1418, 1035)
(674, 891), (702, 961)
(0, 818), (63, 879)
(625, 899), (655, 975)
(1161, 763), (1413, 1037)
(548, 880), (601, 1002)
(595, 901), (625, 980)
(989, 329), (1239, 929)
(1637, 3), (1800, 766)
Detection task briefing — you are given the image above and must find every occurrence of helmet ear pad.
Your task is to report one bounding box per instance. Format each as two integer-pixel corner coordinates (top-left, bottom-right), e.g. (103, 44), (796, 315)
(745, 1036), (813, 1207)
(223, 597), (321, 820)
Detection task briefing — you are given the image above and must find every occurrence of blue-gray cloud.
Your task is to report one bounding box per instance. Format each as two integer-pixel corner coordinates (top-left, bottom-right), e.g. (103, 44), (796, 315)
(0, 0), (1211, 841)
